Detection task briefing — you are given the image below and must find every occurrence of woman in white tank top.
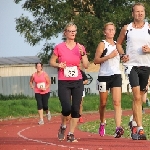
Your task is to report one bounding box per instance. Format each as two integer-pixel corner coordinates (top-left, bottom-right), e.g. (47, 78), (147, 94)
(94, 22), (124, 138)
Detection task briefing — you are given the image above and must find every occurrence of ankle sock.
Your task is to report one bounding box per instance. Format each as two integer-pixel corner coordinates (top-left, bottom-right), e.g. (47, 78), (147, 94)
(137, 126), (143, 133)
(68, 132), (73, 135)
(61, 125), (66, 128)
(132, 121), (137, 126)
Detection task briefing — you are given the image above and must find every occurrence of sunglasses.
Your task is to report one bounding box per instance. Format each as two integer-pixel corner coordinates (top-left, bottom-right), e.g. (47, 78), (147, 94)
(66, 30), (77, 33)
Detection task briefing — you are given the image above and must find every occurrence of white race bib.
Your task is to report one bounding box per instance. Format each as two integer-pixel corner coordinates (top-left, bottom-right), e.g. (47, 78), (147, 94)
(37, 82), (45, 89)
(124, 66), (133, 74)
(64, 66), (78, 77)
(96, 80), (106, 92)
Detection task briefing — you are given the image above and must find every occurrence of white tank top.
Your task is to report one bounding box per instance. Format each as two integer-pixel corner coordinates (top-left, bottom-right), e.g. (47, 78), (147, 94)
(98, 40), (121, 76)
(124, 22), (150, 66)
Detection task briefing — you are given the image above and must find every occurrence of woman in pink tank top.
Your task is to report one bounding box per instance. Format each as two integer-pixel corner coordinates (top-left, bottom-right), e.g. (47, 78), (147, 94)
(30, 62), (51, 125)
(50, 22), (89, 142)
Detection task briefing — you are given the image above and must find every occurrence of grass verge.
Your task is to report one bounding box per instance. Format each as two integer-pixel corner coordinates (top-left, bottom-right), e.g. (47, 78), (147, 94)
(78, 114), (150, 140)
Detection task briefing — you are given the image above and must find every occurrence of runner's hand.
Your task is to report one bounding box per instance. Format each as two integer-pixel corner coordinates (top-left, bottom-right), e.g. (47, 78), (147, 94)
(142, 45), (150, 53)
(108, 49), (118, 59)
(121, 55), (129, 63)
(58, 62), (66, 69)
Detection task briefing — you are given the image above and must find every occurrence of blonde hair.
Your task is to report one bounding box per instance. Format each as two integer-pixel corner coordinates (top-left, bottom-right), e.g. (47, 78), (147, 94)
(132, 2), (145, 12)
(103, 22), (116, 31)
(63, 22), (77, 31)
(63, 22), (77, 37)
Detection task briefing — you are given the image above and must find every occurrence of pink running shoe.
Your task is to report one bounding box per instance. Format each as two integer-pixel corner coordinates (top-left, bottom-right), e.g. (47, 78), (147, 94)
(99, 123), (105, 137)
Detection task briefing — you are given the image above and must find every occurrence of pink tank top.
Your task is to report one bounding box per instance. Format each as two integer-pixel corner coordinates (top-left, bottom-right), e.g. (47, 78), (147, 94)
(33, 71), (50, 94)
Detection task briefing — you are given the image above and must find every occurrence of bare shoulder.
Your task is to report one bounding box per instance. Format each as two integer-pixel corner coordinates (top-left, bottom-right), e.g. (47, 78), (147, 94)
(148, 24), (150, 28)
(121, 24), (128, 33)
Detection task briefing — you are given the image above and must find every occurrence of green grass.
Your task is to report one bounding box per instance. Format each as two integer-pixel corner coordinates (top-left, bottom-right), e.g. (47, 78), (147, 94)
(78, 114), (150, 140)
(0, 93), (149, 119)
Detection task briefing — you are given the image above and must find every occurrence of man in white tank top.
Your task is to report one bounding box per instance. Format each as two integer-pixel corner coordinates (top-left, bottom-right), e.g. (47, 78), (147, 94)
(116, 2), (150, 140)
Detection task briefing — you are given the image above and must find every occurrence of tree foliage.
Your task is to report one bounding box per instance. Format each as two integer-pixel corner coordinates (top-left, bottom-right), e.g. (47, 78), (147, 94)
(14, 0), (150, 63)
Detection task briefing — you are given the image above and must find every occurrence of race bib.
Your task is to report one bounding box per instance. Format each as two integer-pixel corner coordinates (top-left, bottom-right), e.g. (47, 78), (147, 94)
(64, 66), (78, 77)
(96, 80), (106, 92)
(37, 82), (45, 89)
(124, 66), (133, 74)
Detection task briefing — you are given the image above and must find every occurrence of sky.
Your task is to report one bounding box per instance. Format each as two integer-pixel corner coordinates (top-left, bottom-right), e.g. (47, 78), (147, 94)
(0, 0), (62, 57)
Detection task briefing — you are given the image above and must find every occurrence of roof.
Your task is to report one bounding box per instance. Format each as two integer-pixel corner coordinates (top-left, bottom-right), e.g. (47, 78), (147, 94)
(0, 56), (40, 65)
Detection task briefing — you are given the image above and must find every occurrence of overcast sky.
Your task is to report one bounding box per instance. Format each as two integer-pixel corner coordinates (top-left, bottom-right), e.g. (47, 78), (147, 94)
(0, 0), (62, 57)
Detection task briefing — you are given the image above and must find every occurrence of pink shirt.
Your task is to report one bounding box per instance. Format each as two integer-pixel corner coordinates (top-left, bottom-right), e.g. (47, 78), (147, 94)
(54, 42), (86, 80)
(33, 71), (50, 94)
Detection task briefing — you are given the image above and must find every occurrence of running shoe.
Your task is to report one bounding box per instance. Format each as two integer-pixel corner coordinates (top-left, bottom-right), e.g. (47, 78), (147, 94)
(67, 134), (78, 142)
(146, 98), (150, 106)
(57, 126), (66, 140)
(79, 116), (83, 123)
(114, 127), (124, 138)
(38, 119), (44, 125)
(128, 121), (137, 138)
(99, 123), (105, 137)
(46, 111), (51, 121)
(132, 129), (147, 140)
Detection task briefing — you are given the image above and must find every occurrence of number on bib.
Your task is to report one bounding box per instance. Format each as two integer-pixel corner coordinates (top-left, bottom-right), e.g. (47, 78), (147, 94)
(64, 66), (78, 77)
(124, 66), (132, 74)
(96, 80), (106, 92)
(37, 82), (45, 89)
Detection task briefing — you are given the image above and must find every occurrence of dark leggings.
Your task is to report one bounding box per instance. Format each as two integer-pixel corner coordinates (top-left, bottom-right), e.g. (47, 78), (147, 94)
(35, 92), (50, 110)
(58, 80), (83, 118)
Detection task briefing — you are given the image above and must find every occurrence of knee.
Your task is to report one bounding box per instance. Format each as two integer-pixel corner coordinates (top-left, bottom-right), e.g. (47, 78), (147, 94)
(100, 102), (107, 108)
(113, 100), (121, 107)
(62, 110), (71, 116)
(71, 110), (80, 118)
(134, 95), (141, 102)
(43, 106), (48, 111)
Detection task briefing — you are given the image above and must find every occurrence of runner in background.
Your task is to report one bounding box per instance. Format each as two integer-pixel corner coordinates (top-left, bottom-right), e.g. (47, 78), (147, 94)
(29, 62), (51, 125)
(79, 69), (88, 123)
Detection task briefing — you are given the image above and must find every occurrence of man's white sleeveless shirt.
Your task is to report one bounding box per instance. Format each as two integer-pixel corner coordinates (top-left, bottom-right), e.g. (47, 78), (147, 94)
(124, 22), (150, 67)
(98, 40), (121, 76)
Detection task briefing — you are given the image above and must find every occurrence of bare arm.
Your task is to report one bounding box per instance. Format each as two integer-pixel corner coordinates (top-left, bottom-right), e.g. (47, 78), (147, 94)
(50, 53), (66, 68)
(83, 79), (88, 85)
(29, 74), (34, 89)
(49, 53), (59, 68)
(94, 42), (118, 64)
(116, 25), (127, 55)
(81, 55), (89, 69)
(44, 73), (51, 89)
(78, 44), (89, 69)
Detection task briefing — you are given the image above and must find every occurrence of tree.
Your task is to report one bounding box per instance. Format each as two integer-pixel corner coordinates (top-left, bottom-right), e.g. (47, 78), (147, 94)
(14, 0), (150, 63)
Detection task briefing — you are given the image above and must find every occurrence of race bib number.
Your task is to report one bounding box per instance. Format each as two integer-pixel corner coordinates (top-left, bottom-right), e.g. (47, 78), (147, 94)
(37, 82), (45, 89)
(124, 66), (132, 74)
(96, 80), (106, 92)
(64, 66), (78, 77)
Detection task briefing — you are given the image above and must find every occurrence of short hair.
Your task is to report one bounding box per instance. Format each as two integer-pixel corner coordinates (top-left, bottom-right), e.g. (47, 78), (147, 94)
(103, 22), (116, 31)
(132, 2), (145, 12)
(35, 62), (43, 67)
(63, 22), (77, 31)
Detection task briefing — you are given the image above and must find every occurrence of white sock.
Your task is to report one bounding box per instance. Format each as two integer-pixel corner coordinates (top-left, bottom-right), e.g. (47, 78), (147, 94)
(137, 126), (143, 133)
(130, 115), (133, 121)
(61, 125), (66, 128)
(68, 132), (73, 135)
(132, 121), (137, 127)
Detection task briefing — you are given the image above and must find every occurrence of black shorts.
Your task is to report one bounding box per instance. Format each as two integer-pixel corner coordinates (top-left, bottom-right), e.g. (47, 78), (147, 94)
(98, 74), (122, 91)
(128, 66), (150, 91)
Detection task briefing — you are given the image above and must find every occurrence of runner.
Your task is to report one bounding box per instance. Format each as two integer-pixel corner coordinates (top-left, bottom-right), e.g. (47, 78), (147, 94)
(94, 22), (124, 138)
(50, 22), (89, 142)
(29, 62), (51, 125)
(116, 2), (150, 140)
